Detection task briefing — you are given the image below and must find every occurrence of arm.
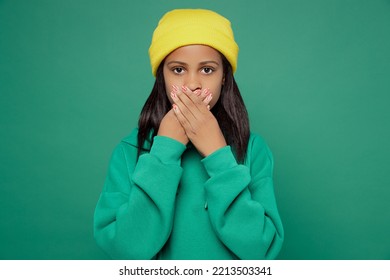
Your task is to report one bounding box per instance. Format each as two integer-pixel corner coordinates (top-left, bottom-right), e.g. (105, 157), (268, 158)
(93, 135), (186, 259)
(171, 86), (283, 258)
(202, 136), (284, 260)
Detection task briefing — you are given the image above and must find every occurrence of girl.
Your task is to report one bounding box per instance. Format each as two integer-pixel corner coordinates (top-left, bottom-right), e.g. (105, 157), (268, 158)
(94, 8), (284, 260)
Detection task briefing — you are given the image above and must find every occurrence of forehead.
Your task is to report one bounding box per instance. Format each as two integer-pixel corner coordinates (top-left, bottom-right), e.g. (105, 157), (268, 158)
(165, 45), (222, 63)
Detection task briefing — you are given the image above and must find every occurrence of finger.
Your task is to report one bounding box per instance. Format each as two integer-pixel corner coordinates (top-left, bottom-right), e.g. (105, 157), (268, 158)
(176, 86), (203, 118)
(172, 104), (194, 134)
(181, 86), (212, 113)
(200, 88), (210, 99)
(182, 86), (211, 107)
(202, 93), (213, 106)
(193, 89), (202, 96)
(194, 88), (213, 110)
(197, 90), (213, 114)
(171, 89), (197, 123)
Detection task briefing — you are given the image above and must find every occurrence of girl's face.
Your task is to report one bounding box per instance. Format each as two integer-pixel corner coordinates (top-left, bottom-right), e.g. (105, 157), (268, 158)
(163, 45), (224, 108)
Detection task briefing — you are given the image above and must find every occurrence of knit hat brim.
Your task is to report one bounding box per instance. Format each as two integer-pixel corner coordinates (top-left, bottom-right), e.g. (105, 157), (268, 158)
(148, 9), (239, 76)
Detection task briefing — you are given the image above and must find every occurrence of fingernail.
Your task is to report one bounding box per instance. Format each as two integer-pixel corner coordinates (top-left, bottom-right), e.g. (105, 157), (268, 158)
(172, 104), (178, 112)
(172, 85), (179, 92)
(207, 105), (211, 111)
(200, 88), (210, 98)
(170, 91), (177, 99)
(205, 93), (213, 104)
(181, 85), (187, 92)
(194, 89), (201, 96)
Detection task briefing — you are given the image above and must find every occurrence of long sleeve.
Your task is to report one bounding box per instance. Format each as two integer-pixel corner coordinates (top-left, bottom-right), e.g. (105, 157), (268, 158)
(201, 134), (284, 259)
(94, 136), (186, 259)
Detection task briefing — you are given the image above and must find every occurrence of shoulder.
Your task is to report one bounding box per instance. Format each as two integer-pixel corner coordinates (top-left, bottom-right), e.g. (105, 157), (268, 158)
(120, 128), (153, 151)
(107, 128), (152, 168)
(107, 128), (152, 165)
(121, 128), (139, 147)
(245, 131), (274, 168)
(247, 132), (272, 153)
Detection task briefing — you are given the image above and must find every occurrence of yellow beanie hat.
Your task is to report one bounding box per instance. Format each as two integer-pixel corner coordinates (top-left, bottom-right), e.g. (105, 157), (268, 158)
(148, 9), (239, 76)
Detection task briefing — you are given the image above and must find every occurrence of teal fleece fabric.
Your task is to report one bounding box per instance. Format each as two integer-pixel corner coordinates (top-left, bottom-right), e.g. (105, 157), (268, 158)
(94, 128), (284, 259)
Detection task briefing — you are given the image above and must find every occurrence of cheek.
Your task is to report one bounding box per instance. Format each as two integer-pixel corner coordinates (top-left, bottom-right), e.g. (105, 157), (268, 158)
(209, 93), (220, 108)
(165, 85), (173, 104)
(209, 87), (222, 108)
(163, 78), (174, 104)
(167, 94), (174, 104)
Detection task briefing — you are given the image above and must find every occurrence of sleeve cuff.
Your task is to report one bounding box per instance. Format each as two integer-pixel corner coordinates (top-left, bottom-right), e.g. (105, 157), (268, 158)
(201, 146), (238, 177)
(149, 136), (186, 165)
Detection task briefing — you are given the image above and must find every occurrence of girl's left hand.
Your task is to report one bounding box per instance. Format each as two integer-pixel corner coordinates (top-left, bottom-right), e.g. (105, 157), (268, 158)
(171, 86), (227, 157)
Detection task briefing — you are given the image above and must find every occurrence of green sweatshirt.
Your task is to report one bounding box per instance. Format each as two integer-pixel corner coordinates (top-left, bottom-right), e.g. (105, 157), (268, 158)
(94, 128), (284, 260)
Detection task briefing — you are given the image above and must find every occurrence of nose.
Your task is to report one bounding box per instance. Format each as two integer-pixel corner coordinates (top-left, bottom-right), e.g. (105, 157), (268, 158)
(185, 73), (201, 92)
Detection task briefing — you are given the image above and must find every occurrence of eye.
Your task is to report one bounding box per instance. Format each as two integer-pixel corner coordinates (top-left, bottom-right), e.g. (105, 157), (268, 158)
(172, 67), (185, 74)
(201, 67), (214, 74)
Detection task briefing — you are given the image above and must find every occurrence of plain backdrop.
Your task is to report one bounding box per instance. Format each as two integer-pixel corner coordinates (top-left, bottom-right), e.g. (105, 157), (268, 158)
(1, 0), (389, 259)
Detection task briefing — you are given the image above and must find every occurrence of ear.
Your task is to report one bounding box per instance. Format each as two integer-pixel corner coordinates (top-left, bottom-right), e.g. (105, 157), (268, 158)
(222, 75), (225, 85)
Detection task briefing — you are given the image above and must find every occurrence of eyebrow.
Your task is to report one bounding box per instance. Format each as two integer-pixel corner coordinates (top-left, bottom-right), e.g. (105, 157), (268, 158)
(166, 60), (220, 66)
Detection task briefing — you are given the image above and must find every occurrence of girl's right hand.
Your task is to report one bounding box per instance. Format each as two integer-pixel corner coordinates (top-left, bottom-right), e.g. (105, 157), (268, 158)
(157, 108), (189, 145)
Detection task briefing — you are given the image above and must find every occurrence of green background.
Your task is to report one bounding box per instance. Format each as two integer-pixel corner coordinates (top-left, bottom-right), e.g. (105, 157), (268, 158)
(1, 0), (389, 260)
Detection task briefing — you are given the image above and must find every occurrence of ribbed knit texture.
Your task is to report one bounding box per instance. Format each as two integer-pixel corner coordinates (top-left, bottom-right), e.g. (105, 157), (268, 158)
(149, 9), (239, 76)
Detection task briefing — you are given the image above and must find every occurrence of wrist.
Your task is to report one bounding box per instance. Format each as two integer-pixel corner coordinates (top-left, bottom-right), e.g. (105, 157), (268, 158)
(201, 140), (227, 157)
(157, 131), (189, 146)
(202, 145), (238, 177)
(150, 136), (186, 165)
